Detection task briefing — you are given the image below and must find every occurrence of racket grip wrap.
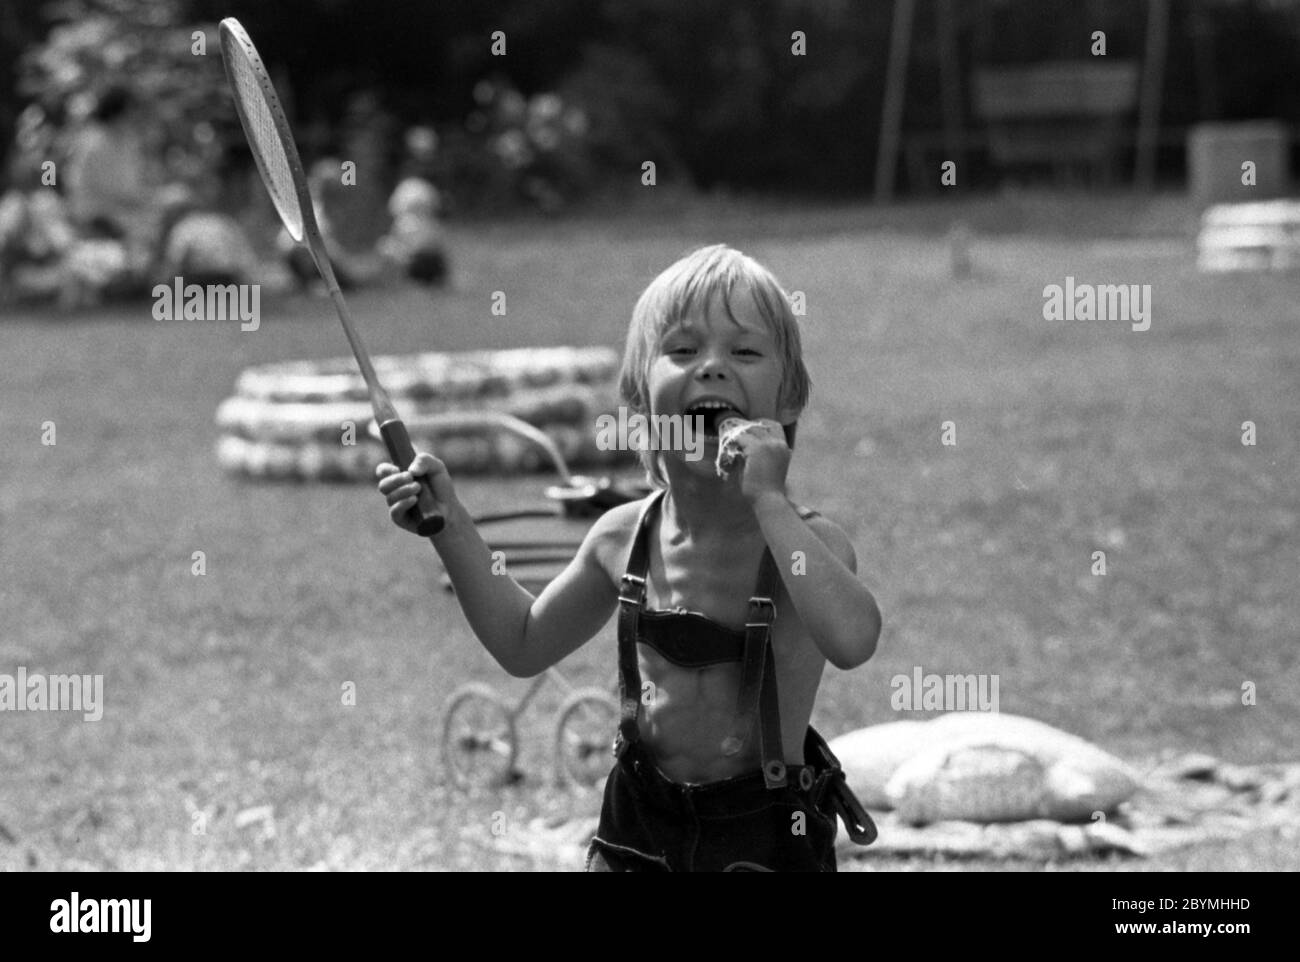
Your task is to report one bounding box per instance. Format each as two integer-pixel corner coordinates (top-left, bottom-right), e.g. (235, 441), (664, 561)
(379, 419), (446, 536)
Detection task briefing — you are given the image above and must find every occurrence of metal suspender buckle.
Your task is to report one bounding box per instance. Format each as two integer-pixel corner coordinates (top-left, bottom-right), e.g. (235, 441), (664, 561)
(745, 596), (776, 627)
(618, 573), (646, 605)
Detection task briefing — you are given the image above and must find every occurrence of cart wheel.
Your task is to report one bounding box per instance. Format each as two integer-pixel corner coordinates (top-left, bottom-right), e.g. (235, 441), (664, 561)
(554, 688), (619, 788)
(442, 683), (519, 788)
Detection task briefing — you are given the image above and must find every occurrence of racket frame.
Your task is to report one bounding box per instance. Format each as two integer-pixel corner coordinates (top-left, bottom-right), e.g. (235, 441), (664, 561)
(218, 17), (442, 534)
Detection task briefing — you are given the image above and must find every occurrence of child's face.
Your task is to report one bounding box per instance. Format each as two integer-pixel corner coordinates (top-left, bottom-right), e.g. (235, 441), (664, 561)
(647, 280), (797, 467)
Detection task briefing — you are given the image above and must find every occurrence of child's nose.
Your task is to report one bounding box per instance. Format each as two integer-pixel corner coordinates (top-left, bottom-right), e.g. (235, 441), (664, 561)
(696, 345), (731, 375)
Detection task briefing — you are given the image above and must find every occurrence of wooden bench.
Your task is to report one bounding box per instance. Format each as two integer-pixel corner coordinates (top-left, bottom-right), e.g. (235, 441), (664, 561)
(973, 61), (1140, 185)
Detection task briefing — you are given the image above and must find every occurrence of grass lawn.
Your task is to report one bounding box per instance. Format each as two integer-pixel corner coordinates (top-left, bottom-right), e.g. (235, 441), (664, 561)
(1, 192), (1297, 871)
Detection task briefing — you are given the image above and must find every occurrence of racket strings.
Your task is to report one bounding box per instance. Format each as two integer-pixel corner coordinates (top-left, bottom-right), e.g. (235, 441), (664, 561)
(226, 44), (303, 239)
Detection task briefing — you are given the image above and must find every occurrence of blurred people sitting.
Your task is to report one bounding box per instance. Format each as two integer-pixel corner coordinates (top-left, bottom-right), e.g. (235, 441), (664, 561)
(377, 177), (449, 285)
(160, 209), (262, 287)
(0, 169), (130, 309)
(62, 85), (191, 273)
(277, 157), (384, 291)
(0, 177), (72, 279)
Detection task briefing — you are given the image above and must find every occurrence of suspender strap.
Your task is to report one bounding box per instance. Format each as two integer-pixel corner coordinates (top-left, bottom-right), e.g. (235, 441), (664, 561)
(729, 550), (787, 789)
(748, 504), (819, 788)
(805, 728), (878, 845)
(614, 489), (666, 755)
(757, 631), (785, 788)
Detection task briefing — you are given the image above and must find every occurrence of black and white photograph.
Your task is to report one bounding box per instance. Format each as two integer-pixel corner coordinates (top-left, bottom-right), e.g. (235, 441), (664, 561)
(0, 0), (1296, 910)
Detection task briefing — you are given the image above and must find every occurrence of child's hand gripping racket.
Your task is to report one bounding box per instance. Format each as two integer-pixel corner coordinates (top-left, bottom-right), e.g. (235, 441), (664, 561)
(218, 17), (444, 536)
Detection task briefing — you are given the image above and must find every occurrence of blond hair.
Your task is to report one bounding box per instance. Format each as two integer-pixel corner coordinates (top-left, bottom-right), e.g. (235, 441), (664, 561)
(617, 244), (811, 487)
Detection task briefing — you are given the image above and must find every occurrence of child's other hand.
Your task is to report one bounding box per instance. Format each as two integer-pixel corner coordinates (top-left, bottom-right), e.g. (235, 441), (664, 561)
(376, 453), (459, 534)
(722, 418), (791, 503)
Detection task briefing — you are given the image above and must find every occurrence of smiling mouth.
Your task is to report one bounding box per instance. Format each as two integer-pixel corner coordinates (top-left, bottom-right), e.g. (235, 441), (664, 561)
(683, 403), (744, 438)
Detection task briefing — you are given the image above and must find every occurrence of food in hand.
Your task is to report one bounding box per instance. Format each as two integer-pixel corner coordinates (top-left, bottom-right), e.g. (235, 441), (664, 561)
(715, 413), (756, 480)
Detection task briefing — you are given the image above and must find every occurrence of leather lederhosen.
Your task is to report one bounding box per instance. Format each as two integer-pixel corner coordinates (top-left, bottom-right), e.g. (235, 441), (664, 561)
(587, 489), (875, 872)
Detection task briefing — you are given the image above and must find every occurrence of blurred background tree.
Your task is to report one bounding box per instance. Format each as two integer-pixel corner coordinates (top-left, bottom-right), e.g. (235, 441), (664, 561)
(8, 0), (233, 200)
(2, 0), (1297, 208)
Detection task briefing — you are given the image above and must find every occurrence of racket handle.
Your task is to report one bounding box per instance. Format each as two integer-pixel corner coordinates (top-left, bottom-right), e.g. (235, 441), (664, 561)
(379, 418), (446, 536)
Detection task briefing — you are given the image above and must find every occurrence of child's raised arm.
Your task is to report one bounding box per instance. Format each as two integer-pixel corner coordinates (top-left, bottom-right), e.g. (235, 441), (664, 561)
(377, 453), (621, 676)
(753, 492), (881, 670)
(720, 419), (882, 669)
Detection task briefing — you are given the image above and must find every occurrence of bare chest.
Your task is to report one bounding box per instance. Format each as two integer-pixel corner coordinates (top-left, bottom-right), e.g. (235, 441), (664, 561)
(645, 530), (779, 629)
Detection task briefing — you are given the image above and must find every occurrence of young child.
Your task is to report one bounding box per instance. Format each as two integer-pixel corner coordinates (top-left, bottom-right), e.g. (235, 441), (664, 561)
(376, 177), (448, 285)
(377, 244), (882, 871)
(278, 158), (383, 290)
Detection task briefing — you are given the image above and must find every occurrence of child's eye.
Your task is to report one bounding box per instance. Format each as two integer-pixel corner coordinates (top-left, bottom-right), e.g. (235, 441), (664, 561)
(735, 348), (761, 356)
(667, 346), (695, 355)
